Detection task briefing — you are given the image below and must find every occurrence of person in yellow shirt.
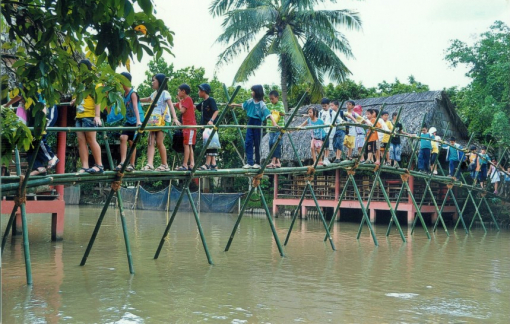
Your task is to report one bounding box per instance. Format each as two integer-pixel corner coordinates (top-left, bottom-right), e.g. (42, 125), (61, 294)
(380, 111), (393, 165)
(69, 59), (104, 174)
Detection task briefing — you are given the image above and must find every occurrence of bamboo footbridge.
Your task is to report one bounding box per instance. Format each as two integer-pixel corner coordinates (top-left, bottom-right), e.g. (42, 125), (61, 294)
(2, 79), (508, 285)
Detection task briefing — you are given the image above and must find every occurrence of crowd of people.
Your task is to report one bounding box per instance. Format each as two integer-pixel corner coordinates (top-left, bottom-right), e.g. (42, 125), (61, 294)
(4, 59), (510, 196)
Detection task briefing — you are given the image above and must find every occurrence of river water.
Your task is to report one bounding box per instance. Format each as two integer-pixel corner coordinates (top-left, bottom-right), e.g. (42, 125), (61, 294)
(2, 206), (509, 323)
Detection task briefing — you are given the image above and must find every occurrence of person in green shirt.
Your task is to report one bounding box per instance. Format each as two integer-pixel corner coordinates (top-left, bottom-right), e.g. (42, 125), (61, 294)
(266, 90), (285, 168)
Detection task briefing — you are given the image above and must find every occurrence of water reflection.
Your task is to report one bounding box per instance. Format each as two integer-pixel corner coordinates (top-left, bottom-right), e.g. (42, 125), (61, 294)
(2, 206), (510, 323)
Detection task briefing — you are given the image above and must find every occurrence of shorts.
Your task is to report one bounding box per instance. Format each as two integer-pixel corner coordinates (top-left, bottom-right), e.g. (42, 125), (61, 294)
(333, 130), (346, 151)
(206, 149), (218, 156)
(380, 142), (388, 151)
(491, 171), (500, 183)
(344, 135), (355, 149)
(355, 134), (365, 149)
(183, 128), (196, 145)
(430, 153), (438, 166)
(390, 143), (401, 162)
(76, 117), (97, 128)
(121, 122), (137, 141)
(367, 141), (377, 154)
(312, 139), (324, 151)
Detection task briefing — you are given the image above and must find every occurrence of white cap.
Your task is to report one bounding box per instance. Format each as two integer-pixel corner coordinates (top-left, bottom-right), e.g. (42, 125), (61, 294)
(429, 127), (437, 134)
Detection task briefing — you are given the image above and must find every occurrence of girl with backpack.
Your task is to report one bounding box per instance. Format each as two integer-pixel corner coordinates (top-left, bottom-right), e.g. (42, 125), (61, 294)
(116, 72), (144, 172)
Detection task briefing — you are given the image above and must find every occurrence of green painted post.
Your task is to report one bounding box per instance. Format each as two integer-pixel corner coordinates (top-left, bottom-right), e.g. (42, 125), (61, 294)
(185, 188), (213, 264)
(157, 85), (241, 258)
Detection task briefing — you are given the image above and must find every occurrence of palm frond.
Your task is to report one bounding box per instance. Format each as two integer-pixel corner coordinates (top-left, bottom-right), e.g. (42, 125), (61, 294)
(303, 36), (351, 83)
(216, 33), (259, 66)
(216, 6), (277, 45)
(233, 34), (273, 82)
(210, 0), (270, 16)
(279, 24), (314, 83)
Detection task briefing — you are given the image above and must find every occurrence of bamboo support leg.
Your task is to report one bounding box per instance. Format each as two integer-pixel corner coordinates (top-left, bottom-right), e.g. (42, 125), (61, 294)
(1, 209), (17, 254)
(324, 176), (350, 241)
(116, 191), (135, 274)
(468, 193), (487, 232)
(375, 176), (406, 242)
(225, 187), (255, 251)
(185, 188), (213, 264)
(258, 186), (285, 257)
(482, 197), (500, 231)
(408, 182), (431, 239)
(307, 182), (336, 250)
(80, 190), (116, 265)
(351, 175), (378, 246)
(284, 185), (309, 246)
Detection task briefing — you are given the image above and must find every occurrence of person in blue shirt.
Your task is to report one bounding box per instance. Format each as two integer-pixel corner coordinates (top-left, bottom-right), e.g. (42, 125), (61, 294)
(116, 72), (144, 172)
(299, 107), (327, 166)
(417, 127), (433, 173)
(446, 136), (464, 178)
(231, 85), (279, 169)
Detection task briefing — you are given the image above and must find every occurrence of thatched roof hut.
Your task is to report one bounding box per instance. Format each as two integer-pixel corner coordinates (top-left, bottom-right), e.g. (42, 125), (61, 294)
(261, 91), (468, 163)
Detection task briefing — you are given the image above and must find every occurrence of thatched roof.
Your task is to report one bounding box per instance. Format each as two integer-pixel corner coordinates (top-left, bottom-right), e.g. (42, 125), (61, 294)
(261, 91), (469, 163)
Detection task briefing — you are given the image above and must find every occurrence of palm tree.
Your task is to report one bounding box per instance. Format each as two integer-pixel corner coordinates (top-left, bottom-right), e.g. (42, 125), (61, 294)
(210, 0), (362, 110)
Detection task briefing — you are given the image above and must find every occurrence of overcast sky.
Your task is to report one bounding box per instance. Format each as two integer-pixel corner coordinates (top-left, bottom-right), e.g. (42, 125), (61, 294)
(129, 0), (510, 92)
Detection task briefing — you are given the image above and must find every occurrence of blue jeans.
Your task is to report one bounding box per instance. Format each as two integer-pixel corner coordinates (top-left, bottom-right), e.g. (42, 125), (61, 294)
(390, 143), (401, 162)
(245, 117), (262, 165)
(268, 131), (282, 159)
(333, 130), (346, 151)
(449, 160), (460, 177)
(418, 148), (430, 171)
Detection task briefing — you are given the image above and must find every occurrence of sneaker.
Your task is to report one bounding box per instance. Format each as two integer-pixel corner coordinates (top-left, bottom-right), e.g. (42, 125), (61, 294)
(433, 170), (438, 175)
(323, 159), (331, 166)
(252, 164), (261, 169)
(243, 164), (253, 169)
(333, 159), (341, 164)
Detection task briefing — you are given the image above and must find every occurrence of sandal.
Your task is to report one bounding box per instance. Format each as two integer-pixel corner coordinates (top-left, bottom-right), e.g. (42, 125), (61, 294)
(198, 165), (210, 171)
(47, 157), (59, 169)
(175, 165), (188, 171)
(155, 164), (170, 171)
(126, 164), (135, 172)
(267, 164), (275, 169)
(30, 167), (47, 176)
(210, 164), (218, 171)
(78, 167), (88, 174)
(115, 163), (124, 171)
(86, 164), (104, 174)
(274, 163), (281, 168)
(141, 164), (154, 171)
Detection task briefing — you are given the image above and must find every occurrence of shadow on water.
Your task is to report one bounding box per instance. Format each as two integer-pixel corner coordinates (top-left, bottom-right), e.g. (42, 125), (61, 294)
(2, 206), (510, 323)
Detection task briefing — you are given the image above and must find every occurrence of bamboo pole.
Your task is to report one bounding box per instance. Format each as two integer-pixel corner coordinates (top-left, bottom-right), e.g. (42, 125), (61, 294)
(356, 106), (406, 243)
(156, 85), (241, 260)
(185, 188), (213, 264)
(81, 76), (170, 268)
(225, 91), (308, 252)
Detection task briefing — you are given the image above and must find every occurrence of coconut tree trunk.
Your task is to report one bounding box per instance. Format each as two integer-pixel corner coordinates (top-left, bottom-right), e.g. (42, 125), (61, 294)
(280, 56), (289, 112)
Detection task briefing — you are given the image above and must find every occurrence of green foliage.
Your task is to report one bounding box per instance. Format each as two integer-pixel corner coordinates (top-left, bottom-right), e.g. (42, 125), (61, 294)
(1, 0), (174, 149)
(0, 106), (33, 166)
(445, 21), (510, 146)
(211, 0), (361, 110)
